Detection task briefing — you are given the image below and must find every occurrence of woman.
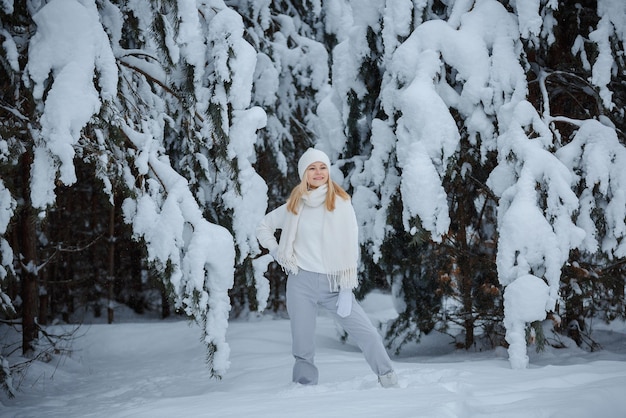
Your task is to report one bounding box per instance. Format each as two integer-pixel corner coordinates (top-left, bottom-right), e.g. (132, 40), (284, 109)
(256, 148), (398, 388)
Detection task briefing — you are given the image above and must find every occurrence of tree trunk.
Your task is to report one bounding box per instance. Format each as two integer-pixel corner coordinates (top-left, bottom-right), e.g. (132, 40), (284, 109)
(21, 264), (38, 356)
(18, 149), (39, 356)
(107, 196), (116, 324)
(161, 288), (171, 319)
(457, 190), (475, 349)
(38, 291), (48, 326)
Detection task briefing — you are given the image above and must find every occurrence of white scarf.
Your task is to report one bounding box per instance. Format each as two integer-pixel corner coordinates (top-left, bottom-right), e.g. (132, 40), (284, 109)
(276, 184), (359, 290)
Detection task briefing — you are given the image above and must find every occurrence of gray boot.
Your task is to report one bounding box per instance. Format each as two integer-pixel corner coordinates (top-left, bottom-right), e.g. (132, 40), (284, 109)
(378, 371), (398, 388)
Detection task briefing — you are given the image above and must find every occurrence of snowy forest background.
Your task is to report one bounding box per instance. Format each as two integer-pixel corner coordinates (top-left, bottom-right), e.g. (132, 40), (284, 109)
(1, 0), (625, 397)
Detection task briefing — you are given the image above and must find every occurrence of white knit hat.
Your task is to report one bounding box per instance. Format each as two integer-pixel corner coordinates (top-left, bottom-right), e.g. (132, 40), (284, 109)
(297, 148), (331, 180)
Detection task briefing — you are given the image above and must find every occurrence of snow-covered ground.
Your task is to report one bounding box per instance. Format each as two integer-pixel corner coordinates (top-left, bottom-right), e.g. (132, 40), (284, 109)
(2, 293), (626, 418)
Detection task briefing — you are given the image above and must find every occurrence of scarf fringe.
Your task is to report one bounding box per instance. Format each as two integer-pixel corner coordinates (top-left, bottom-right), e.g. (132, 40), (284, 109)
(278, 259), (359, 292)
(277, 254), (299, 275)
(327, 266), (359, 291)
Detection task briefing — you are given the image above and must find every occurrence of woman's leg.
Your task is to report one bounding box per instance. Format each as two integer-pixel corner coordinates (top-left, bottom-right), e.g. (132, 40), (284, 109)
(320, 289), (394, 377)
(286, 270), (320, 384)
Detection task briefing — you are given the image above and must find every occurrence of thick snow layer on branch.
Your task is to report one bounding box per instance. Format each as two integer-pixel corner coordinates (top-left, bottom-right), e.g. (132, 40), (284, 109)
(27, 0), (117, 208)
(394, 64), (456, 239)
(514, 0), (542, 39)
(490, 101), (585, 303)
(382, 0), (412, 59)
(557, 119), (626, 258)
(208, 8), (256, 110)
(176, 0), (206, 80)
(350, 119), (398, 261)
(0, 181), (15, 236)
(598, 0), (626, 41)
(120, 122), (235, 376)
(0, 181), (16, 287)
(224, 107), (268, 263)
(590, 0), (626, 109)
(0, 28), (18, 71)
(504, 274), (550, 369)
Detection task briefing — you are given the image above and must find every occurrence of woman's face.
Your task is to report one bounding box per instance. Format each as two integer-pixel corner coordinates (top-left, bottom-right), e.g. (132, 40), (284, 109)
(305, 161), (329, 189)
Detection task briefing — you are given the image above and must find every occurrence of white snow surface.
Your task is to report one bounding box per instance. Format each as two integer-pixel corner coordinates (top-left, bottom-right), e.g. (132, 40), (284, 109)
(2, 293), (626, 418)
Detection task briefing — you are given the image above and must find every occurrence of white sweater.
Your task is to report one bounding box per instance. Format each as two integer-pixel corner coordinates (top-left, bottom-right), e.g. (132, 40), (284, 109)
(256, 203), (328, 274)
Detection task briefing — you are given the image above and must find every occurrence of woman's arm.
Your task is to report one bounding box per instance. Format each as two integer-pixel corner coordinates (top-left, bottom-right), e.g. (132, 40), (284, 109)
(256, 204), (287, 254)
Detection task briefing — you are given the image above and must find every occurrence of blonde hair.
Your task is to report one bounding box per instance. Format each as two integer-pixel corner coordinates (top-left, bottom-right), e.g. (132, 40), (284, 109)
(286, 178), (350, 214)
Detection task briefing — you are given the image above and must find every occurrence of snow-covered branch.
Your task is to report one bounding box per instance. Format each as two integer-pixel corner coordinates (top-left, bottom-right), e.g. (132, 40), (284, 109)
(119, 120), (235, 376)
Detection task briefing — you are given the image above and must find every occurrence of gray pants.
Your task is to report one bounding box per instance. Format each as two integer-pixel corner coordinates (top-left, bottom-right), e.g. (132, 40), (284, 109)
(286, 269), (394, 385)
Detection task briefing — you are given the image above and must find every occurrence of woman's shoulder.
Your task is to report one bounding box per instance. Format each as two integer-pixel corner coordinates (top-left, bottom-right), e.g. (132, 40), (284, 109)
(335, 194), (353, 209)
(259, 203), (289, 229)
(268, 202), (288, 215)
